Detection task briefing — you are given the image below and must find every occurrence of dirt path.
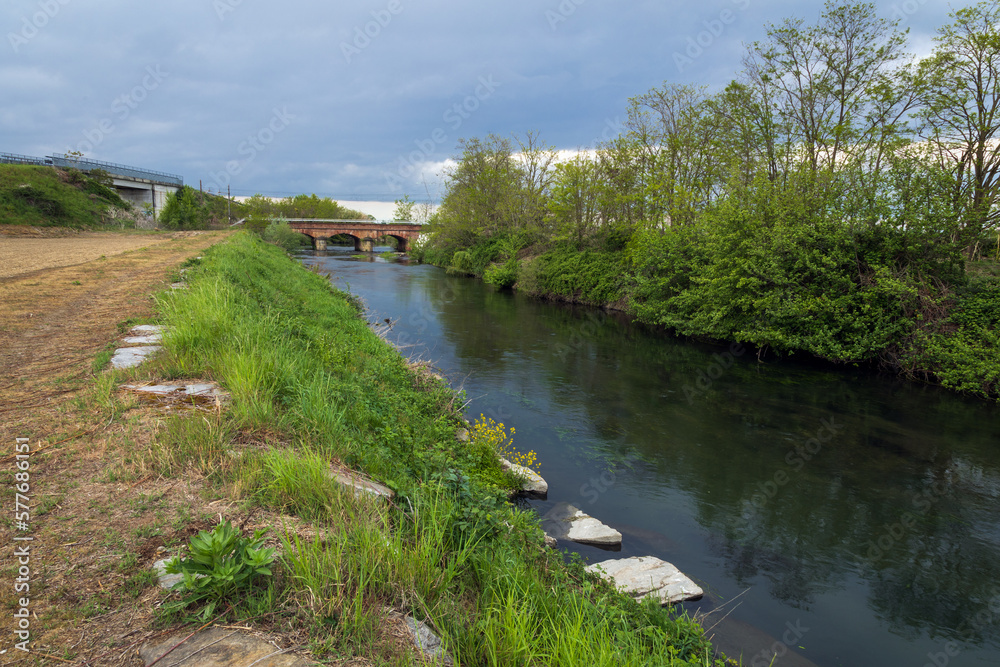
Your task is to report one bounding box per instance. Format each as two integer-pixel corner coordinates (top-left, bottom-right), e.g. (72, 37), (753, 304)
(0, 232), (228, 417)
(0, 231), (233, 664)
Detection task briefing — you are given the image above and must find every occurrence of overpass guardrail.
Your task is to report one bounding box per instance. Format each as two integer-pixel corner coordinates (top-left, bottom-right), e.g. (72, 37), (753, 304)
(48, 154), (183, 186)
(1, 151), (183, 186)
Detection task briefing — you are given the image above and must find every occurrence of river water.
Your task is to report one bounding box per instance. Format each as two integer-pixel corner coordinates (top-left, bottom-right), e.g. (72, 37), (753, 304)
(299, 247), (1000, 667)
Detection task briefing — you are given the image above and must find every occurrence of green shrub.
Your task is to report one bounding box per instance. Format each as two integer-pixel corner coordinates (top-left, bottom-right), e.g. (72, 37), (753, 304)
(483, 258), (519, 288)
(165, 521), (276, 620)
(7, 184), (66, 217)
(261, 218), (309, 251)
(159, 186), (208, 230)
(906, 278), (1000, 399)
(527, 244), (627, 305)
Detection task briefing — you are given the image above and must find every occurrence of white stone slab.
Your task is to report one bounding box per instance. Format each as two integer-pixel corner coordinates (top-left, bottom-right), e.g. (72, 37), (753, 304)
(586, 556), (703, 605)
(330, 468), (395, 500)
(541, 502), (622, 546)
(405, 617), (454, 666)
(110, 346), (161, 369)
(122, 333), (162, 345)
(123, 382), (229, 401)
(151, 558), (184, 590)
(501, 458), (548, 497)
(140, 626), (315, 666)
(130, 324), (166, 334)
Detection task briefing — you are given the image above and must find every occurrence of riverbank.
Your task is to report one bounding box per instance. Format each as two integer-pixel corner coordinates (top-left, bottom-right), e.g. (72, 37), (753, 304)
(0, 231), (727, 665)
(305, 244), (1000, 667)
(416, 232), (1000, 403)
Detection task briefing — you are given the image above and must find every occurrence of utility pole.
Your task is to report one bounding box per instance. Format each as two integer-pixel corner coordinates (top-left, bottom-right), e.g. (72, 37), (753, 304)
(227, 185), (232, 224)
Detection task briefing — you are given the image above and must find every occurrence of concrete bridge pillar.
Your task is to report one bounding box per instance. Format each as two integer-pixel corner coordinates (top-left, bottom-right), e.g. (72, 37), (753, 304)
(355, 237), (375, 252)
(313, 237), (327, 251)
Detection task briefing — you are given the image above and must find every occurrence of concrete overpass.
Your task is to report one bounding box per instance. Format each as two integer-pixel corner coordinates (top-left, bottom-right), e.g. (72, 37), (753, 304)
(288, 219), (425, 252)
(48, 154), (182, 218)
(0, 152), (183, 219)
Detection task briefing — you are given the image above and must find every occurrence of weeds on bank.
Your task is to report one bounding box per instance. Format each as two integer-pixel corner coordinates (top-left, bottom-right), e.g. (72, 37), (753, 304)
(108, 233), (725, 665)
(470, 413), (538, 470)
(164, 521), (276, 621)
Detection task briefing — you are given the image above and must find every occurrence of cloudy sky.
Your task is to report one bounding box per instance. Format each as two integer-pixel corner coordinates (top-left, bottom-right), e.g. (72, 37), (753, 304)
(2, 0), (957, 216)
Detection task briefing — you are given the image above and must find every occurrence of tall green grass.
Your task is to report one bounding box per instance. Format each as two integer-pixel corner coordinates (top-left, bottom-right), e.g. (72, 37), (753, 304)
(0, 164), (131, 227)
(150, 232), (723, 665)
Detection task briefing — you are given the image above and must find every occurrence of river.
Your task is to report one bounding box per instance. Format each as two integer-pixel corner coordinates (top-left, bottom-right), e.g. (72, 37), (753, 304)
(299, 246), (1000, 667)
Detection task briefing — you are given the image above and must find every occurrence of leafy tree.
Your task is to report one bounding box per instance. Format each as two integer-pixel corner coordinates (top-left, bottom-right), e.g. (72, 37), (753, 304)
(393, 194), (416, 221)
(270, 194), (368, 220)
(547, 155), (602, 246)
(620, 83), (722, 227)
(740, 1), (912, 180)
(243, 193), (273, 234)
(916, 0), (1000, 258)
(159, 186), (207, 230)
(513, 130), (558, 231)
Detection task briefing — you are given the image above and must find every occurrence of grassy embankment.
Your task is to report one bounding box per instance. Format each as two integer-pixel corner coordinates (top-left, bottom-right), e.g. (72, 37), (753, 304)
(113, 232), (723, 665)
(418, 230), (1000, 402)
(0, 164), (137, 228)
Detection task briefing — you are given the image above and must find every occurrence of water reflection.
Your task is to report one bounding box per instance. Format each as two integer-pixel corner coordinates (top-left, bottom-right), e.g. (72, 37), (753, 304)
(300, 249), (1000, 665)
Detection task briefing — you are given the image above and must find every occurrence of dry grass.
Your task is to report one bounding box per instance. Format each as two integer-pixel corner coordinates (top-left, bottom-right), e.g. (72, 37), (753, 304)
(0, 229), (259, 665)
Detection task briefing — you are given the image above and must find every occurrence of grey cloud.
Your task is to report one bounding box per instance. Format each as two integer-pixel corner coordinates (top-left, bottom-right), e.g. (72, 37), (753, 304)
(0, 0), (960, 200)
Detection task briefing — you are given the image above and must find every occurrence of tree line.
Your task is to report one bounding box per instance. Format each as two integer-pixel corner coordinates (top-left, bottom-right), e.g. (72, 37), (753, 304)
(420, 0), (1000, 399)
(159, 190), (371, 230)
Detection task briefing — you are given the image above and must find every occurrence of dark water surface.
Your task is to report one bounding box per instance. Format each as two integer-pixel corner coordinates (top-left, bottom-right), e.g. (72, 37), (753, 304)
(300, 247), (1000, 667)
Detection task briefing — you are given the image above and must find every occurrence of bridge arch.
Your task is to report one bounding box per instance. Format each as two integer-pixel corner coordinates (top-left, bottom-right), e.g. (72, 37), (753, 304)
(288, 220), (423, 253)
(298, 231), (373, 252)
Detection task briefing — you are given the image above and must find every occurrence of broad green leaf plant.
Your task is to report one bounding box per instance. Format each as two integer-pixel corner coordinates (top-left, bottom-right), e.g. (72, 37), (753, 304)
(165, 521), (276, 620)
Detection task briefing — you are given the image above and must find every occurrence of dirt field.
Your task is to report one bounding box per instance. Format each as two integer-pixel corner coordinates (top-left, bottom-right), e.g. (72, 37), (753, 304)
(0, 230), (244, 664)
(0, 231), (179, 279)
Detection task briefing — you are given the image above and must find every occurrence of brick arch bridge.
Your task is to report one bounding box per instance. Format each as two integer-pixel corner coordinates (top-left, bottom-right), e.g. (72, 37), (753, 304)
(287, 219), (424, 252)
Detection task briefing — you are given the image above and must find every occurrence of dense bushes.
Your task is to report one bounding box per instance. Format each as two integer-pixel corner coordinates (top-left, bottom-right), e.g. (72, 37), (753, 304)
(906, 277), (1000, 397)
(260, 218), (310, 251)
(518, 244), (627, 305)
(159, 186), (238, 229)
